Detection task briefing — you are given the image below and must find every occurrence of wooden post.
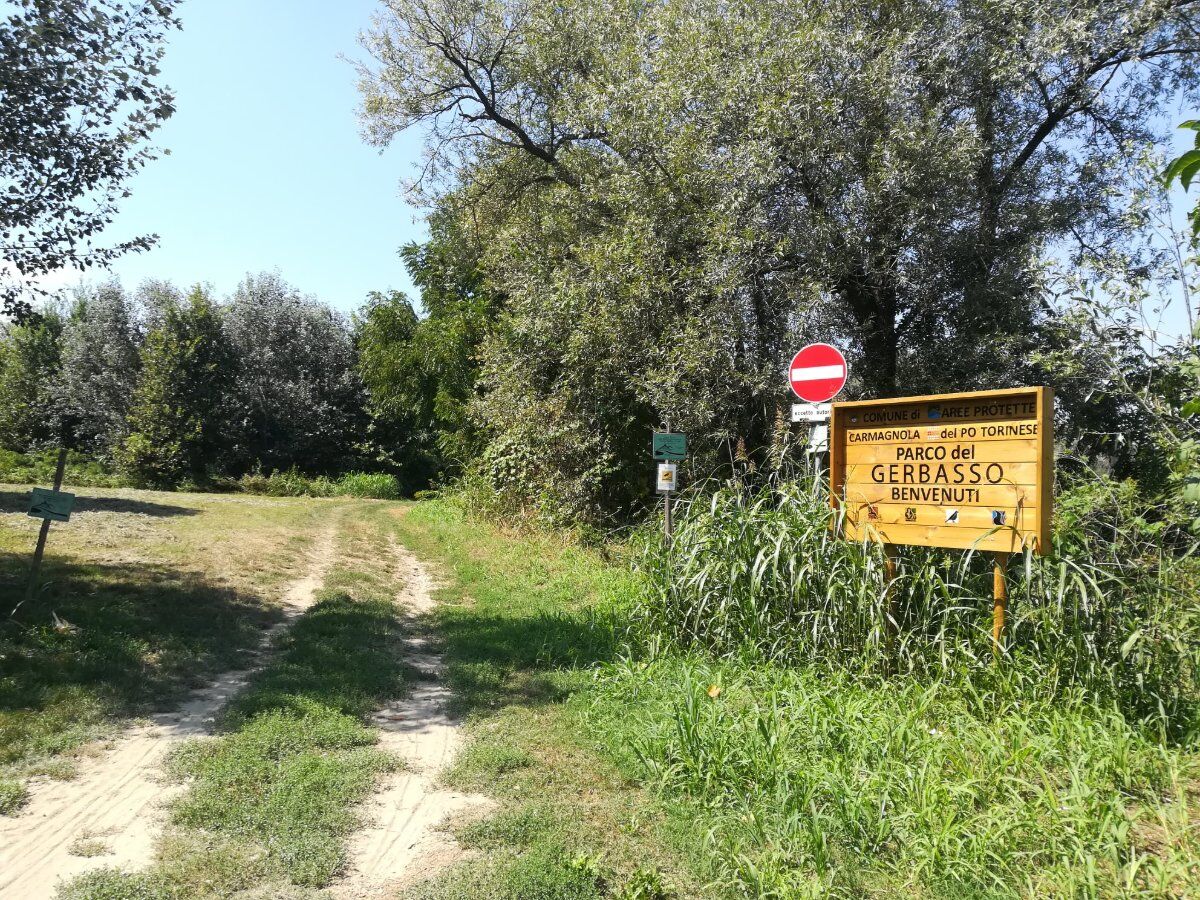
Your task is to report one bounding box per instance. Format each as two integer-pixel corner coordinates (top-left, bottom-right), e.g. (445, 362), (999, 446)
(24, 447), (68, 606)
(664, 490), (673, 544)
(992, 551), (1010, 656)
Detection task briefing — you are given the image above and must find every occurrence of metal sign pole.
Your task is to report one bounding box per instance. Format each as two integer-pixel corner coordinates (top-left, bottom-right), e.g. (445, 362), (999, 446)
(24, 447), (68, 607)
(663, 420), (672, 545)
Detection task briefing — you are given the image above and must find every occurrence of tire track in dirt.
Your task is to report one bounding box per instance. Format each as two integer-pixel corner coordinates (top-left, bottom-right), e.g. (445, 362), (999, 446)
(330, 541), (490, 900)
(0, 522), (340, 899)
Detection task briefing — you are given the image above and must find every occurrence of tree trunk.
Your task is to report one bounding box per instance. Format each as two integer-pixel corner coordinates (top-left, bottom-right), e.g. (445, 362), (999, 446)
(839, 271), (899, 397)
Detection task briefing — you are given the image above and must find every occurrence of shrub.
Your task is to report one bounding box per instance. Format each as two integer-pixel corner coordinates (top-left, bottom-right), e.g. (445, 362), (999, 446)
(0, 448), (125, 488)
(637, 474), (1200, 737)
(0, 778), (28, 815)
(332, 472), (400, 499)
(234, 470), (400, 500)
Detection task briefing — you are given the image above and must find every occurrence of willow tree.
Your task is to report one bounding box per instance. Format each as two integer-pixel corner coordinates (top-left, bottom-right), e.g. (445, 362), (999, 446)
(0, 0), (180, 319)
(360, 0), (1200, 520)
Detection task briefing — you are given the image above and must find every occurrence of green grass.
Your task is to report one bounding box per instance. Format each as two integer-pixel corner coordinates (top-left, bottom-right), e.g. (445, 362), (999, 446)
(390, 500), (697, 898)
(235, 468), (402, 500)
(405, 846), (607, 900)
(612, 474), (1200, 896)
(638, 475), (1200, 737)
(390, 492), (1200, 898)
(0, 487), (338, 804)
(18, 480), (1199, 898)
(585, 657), (1200, 897)
(0, 776), (28, 814)
(0, 449), (126, 488)
(0, 551), (279, 793)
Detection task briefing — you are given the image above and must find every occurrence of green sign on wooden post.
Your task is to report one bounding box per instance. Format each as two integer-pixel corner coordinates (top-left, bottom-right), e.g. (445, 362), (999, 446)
(652, 432), (687, 461)
(28, 488), (75, 523)
(24, 447), (70, 607)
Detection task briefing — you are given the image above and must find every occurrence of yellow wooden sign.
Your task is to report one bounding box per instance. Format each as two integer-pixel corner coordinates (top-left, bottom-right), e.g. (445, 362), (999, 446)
(829, 387), (1053, 555)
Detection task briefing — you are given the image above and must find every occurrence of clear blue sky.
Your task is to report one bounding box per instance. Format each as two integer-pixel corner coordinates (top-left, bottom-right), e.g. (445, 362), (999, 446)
(94, 0), (425, 314)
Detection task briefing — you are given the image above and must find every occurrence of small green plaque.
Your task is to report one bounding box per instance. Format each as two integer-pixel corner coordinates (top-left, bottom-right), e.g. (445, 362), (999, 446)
(28, 488), (75, 523)
(652, 432), (687, 461)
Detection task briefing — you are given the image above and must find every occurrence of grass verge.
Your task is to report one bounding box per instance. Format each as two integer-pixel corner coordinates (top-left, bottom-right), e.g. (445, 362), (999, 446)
(396, 498), (1200, 898)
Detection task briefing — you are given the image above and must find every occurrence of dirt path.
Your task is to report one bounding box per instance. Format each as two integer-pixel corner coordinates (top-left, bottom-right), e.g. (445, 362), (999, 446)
(0, 524), (339, 899)
(331, 542), (490, 900)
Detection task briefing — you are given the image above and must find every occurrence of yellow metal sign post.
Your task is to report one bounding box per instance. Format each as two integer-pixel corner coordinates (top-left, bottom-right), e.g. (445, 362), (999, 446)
(830, 387), (1053, 653)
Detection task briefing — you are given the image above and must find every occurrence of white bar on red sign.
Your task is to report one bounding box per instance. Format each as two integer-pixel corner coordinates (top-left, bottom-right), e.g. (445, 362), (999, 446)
(791, 364), (846, 382)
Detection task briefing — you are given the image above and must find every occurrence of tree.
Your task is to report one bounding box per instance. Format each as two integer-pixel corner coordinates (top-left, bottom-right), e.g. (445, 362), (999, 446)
(118, 286), (235, 486)
(56, 280), (141, 456)
(360, 0), (1200, 522)
(355, 290), (442, 491)
(357, 212), (499, 488)
(222, 272), (365, 476)
(0, 0), (180, 319)
(0, 312), (63, 451)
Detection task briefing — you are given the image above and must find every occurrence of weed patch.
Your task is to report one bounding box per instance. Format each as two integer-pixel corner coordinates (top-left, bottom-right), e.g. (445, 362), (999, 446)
(406, 846), (605, 900)
(0, 777), (27, 814)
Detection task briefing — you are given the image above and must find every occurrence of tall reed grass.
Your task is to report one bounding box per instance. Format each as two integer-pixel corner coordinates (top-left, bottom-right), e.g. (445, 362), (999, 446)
(636, 473), (1200, 739)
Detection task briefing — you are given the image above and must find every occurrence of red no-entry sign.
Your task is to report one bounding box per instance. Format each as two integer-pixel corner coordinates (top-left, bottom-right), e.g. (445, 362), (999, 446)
(789, 343), (848, 403)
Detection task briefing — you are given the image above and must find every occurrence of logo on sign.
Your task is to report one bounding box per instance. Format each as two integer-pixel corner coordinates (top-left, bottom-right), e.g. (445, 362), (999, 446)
(991, 510), (1006, 526)
(905, 507), (917, 522)
(945, 509), (959, 524)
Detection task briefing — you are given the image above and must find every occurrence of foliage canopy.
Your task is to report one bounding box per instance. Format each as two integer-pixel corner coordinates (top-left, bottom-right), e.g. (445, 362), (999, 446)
(0, 0), (180, 319)
(360, 0), (1200, 521)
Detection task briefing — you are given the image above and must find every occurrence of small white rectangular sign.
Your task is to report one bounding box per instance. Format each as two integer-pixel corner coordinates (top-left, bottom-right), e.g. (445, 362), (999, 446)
(656, 462), (677, 492)
(792, 403), (832, 422)
(808, 424), (829, 453)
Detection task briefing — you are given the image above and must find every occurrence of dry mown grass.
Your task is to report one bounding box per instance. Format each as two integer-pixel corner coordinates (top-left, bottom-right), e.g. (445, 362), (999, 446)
(0, 485), (354, 811)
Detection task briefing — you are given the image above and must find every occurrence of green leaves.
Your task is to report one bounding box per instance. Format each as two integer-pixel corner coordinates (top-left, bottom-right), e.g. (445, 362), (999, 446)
(1163, 121), (1200, 241)
(0, 0), (181, 318)
(362, 0), (1200, 522)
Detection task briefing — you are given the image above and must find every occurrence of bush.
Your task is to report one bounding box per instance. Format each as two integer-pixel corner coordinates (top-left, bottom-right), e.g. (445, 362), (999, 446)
(235, 469), (400, 500)
(0, 446), (404, 502)
(637, 474), (1200, 738)
(0, 778), (28, 815)
(0, 448), (125, 488)
(332, 472), (400, 499)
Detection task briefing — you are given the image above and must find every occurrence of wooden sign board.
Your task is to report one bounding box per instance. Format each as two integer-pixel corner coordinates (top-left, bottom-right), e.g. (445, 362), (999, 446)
(829, 387), (1053, 554)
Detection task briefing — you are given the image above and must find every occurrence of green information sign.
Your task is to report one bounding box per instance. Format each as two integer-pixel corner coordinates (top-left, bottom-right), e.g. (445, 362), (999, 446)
(652, 432), (687, 461)
(28, 488), (75, 523)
